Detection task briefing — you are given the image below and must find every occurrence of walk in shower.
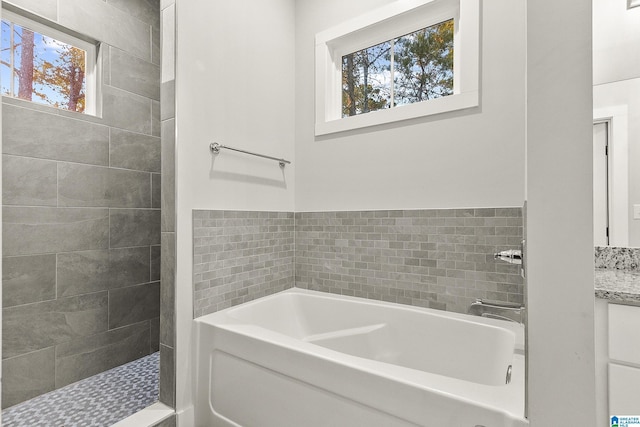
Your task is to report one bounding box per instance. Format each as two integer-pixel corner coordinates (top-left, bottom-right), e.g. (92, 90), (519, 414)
(1, 0), (175, 425)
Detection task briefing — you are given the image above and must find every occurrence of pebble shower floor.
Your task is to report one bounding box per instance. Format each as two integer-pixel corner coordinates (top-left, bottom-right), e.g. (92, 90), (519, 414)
(1, 352), (159, 427)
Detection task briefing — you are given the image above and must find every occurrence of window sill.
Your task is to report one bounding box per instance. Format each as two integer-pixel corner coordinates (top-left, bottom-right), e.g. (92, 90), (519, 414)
(316, 90), (478, 136)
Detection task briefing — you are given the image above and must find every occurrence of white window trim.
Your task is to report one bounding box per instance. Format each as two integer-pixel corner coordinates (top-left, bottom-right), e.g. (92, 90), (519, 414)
(2, 8), (98, 115)
(315, 0), (480, 136)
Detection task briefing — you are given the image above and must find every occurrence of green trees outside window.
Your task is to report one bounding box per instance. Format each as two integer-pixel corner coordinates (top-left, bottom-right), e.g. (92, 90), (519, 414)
(342, 19), (454, 117)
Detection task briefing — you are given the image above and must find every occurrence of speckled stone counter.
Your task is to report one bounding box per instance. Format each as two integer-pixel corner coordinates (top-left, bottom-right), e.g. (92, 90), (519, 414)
(595, 268), (640, 304)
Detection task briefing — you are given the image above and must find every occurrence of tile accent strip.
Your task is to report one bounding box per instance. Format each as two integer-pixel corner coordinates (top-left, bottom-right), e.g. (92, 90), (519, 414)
(193, 211), (295, 318)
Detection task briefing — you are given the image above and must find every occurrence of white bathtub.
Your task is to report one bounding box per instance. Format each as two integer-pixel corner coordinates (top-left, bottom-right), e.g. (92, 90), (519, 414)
(194, 288), (527, 427)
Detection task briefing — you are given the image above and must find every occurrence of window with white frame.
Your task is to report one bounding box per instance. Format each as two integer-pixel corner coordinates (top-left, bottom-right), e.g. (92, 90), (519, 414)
(316, 0), (480, 135)
(1, 9), (97, 115)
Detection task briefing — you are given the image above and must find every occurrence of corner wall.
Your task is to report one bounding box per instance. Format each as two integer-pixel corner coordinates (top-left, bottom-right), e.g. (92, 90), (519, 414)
(1, 0), (161, 408)
(526, 0), (596, 424)
(174, 0), (296, 420)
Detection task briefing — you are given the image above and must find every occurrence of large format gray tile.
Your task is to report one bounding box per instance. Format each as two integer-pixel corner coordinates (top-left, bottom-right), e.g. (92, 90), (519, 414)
(110, 209), (161, 248)
(3, 254), (56, 308)
(2, 292), (108, 359)
(103, 86), (152, 135)
(110, 128), (161, 173)
(151, 244), (161, 281)
(150, 317), (160, 353)
(108, 282), (160, 329)
(57, 247), (151, 297)
(3, 207), (110, 256)
(152, 173), (161, 208)
(106, 0), (160, 28)
(55, 321), (150, 388)
(3, 0), (57, 21)
(160, 232), (175, 347)
(152, 100), (161, 137)
(2, 104), (109, 166)
(58, 0), (151, 61)
(110, 47), (160, 101)
(159, 344), (174, 407)
(161, 119), (175, 232)
(58, 163), (151, 208)
(152, 25), (160, 66)
(1, 347), (55, 409)
(2, 155), (57, 206)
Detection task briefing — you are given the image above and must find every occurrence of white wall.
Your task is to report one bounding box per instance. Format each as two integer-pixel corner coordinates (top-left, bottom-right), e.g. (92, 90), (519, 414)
(593, 0), (640, 85)
(526, 0), (596, 424)
(173, 0), (296, 418)
(294, 0), (526, 211)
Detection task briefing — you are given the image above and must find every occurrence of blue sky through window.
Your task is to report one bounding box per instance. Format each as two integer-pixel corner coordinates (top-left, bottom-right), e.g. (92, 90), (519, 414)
(1, 18), (87, 112)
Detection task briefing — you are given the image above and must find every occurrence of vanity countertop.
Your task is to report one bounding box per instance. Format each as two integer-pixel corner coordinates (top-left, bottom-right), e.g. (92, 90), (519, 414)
(595, 268), (640, 303)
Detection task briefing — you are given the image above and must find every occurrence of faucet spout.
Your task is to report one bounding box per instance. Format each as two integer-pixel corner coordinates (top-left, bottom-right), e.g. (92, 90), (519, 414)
(468, 299), (525, 324)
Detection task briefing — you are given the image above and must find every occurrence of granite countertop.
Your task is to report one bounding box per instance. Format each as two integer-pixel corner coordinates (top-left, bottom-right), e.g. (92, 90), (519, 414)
(595, 268), (640, 303)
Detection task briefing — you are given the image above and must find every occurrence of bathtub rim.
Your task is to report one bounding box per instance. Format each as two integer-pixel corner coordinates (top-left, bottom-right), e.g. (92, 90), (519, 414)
(195, 288), (527, 423)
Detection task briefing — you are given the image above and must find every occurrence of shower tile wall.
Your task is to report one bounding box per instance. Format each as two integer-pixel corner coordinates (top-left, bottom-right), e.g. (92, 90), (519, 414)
(1, 0), (160, 408)
(159, 0), (176, 408)
(193, 211), (295, 318)
(295, 209), (524, 314)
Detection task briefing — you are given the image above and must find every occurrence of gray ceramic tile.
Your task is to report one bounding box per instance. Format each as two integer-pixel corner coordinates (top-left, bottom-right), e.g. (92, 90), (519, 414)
(58, 0), (151, 61)
(3, 0), (57, 21)
(106, 0), (160, 28)
(2, 292), (108, 359)
(110, 209), (161, 248)
(103, 43), (111, 86)
(160, 232), (175, 347)
(108, 282), (160, 329)
(161, 119), (175, 232)
(103, 86), (152, 135)
(1, 347), (55, 409)
(159, 344), (174, 407)
(58, 163), (151, 208)
(161, 80), (175, 120)
(293, 209), (523, 314)
(151, 245), (161, 281)
(152, 173), (161, 209)
(57, 247), (151, 297)
(55, 321), (150, 388)
(152, 100), (161, 137)
(3, 207), (110, 256)
(2, 155), (57, 206)
(2, 104), (109, 166)
(110, 47), (160, 100)
(3, 255), (56, 308)
(152, 25), (161, 66)
(150, 317), (160, 353)
(192, 211), (294, 317)
(110, 128), (161, 173)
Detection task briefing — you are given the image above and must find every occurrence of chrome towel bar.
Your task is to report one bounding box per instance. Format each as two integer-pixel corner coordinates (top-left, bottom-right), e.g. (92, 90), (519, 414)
(210, 142), (291, 168)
